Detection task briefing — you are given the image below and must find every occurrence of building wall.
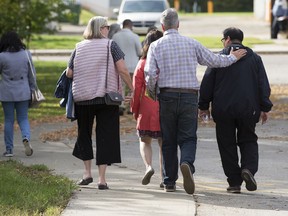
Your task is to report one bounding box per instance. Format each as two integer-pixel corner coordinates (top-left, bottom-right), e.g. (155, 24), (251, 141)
(254, 0), (272, 22)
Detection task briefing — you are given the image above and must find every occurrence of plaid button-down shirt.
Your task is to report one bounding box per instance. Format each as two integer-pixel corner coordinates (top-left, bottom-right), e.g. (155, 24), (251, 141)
(145, 29), (237, 97)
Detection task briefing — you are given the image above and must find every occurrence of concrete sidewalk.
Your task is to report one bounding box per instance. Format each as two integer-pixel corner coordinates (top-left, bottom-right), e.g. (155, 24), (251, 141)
(1, 117), (288, 216)
(0, 118), (196, 216)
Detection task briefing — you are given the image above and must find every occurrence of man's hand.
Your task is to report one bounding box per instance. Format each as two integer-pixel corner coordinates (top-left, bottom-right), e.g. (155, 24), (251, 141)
(260, 111), (268, 125)
(231, 48), (247, 60)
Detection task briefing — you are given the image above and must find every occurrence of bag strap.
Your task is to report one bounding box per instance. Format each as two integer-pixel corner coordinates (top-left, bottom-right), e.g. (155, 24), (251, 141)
(25, 50), (38, 90)
(105, 40), (120, 91)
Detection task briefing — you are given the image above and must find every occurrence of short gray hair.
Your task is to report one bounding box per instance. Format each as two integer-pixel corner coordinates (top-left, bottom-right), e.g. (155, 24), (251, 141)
(83, 16), (108, 39)
(160, 8), (178, 29)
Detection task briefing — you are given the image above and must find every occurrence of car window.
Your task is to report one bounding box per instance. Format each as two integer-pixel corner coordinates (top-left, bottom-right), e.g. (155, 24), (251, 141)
(122, 1), (165, 13)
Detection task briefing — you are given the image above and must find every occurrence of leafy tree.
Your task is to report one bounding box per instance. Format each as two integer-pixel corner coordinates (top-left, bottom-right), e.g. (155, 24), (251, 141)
(213, 0), (253, 12)
(0, 0), (75, 47)
(168, 0), (253, 13)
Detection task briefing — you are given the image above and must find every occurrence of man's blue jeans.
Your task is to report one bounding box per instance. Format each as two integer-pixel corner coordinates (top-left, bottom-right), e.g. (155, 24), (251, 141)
(158, 92), (198, 186)
(2, 101), (30, 151)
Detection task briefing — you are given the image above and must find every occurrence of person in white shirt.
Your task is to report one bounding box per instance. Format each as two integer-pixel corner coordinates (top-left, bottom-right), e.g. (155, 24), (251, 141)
(113, 19), (142, 114)
(112, 19), (142, 76)
(271, 0), (288, 38)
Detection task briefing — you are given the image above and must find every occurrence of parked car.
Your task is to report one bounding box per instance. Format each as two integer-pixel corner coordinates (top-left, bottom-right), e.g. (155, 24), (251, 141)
(114, 0), (170, 35)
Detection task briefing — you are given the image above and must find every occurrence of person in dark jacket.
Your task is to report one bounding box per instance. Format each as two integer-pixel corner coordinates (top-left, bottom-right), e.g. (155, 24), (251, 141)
(198, 27), (273, 194)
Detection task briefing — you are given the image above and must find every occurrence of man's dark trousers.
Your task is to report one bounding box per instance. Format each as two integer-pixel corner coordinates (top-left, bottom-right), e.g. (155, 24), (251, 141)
(215, 117), (259, 187)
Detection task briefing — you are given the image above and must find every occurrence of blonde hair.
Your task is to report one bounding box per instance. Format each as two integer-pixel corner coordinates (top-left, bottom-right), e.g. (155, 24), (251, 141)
(83, 16), (108, 39)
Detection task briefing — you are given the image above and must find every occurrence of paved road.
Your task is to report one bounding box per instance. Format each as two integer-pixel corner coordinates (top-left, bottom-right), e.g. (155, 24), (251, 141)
(121, 120), (288, 216)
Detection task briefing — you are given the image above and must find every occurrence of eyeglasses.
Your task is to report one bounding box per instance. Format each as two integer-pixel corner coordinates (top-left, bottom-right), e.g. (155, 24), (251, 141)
(101, 25), (110, 30)
(221, 37), (226, 43)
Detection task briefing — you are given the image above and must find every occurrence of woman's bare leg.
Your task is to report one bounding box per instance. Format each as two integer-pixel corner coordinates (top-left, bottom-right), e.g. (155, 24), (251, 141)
(140, 136), (155, 185)
(140, 136), (153, 169)
(83, 160), (92, 179)
(98, 164), (108, 184)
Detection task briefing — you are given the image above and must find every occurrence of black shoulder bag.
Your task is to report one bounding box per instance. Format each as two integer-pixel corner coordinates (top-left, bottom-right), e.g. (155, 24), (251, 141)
(104, 40), (124, 105)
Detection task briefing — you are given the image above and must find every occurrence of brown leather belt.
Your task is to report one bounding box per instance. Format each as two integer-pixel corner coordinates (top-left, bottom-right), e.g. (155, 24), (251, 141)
(160, 88), (198, 94)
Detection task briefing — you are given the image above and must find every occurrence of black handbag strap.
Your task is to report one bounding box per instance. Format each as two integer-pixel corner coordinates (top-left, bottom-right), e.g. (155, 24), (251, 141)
(105, 40), (120, 91)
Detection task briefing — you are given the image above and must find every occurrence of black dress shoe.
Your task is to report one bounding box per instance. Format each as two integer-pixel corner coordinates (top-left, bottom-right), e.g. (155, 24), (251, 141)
(164, 184), (176, 192)
(77, 177), (93, 185)
(227, 185), (241, 193)
(241, 169), (257, 191)
(180, 162), (195, 194)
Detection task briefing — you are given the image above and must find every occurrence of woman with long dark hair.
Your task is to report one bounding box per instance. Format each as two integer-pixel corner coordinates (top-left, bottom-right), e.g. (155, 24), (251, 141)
(0, 31), (35, 157)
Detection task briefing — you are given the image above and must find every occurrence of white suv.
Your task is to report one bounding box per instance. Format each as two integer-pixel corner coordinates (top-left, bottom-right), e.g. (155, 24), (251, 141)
(114, 0), (170, 35)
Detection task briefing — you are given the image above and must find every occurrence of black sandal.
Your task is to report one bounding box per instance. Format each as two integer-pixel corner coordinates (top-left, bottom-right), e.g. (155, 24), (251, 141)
(77, 177), (93, 185)
(98, 183), (109, 190)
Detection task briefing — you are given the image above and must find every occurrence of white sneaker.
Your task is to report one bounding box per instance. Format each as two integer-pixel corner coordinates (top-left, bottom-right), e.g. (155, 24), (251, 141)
(141, 166), (154, 185)
(3, 150), (13, 157)
(23, 139), (33, 156)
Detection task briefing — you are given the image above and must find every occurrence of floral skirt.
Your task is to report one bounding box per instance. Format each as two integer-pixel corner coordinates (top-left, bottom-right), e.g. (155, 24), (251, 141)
(137, 130), (162, 139)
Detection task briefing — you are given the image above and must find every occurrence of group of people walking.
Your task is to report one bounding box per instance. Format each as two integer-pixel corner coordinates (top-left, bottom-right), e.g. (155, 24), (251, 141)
(0, 8), (272, 195)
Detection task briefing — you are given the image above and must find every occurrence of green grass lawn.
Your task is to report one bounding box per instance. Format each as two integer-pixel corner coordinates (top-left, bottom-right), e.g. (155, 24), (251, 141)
(29, 34), (272, 50)
(0, 160), (76, 216)
(29, 35), (82, 50)
(194, 36), (272, 49)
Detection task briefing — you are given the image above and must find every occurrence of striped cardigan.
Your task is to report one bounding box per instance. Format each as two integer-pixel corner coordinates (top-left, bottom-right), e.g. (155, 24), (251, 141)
(72, 39), (121, 102)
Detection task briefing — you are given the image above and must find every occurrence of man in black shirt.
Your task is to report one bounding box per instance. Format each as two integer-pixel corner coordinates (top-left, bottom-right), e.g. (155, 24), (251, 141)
(198, 27), (273, 193)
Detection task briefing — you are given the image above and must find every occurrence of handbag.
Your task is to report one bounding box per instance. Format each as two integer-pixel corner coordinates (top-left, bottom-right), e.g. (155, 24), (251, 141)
(105, 91), (123, 106)
(25, 51), (45, 108)
(104, 40), (124, 105)
(30, 88), (45, 108)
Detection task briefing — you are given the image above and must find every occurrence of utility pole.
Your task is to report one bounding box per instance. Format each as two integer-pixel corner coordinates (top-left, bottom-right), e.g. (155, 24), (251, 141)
(174, 0), (180, 11)
(207, 0), (214, 13)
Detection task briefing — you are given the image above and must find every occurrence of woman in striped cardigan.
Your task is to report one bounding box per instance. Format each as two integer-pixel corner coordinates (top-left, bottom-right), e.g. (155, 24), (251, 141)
(66, 16), (133, 190)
